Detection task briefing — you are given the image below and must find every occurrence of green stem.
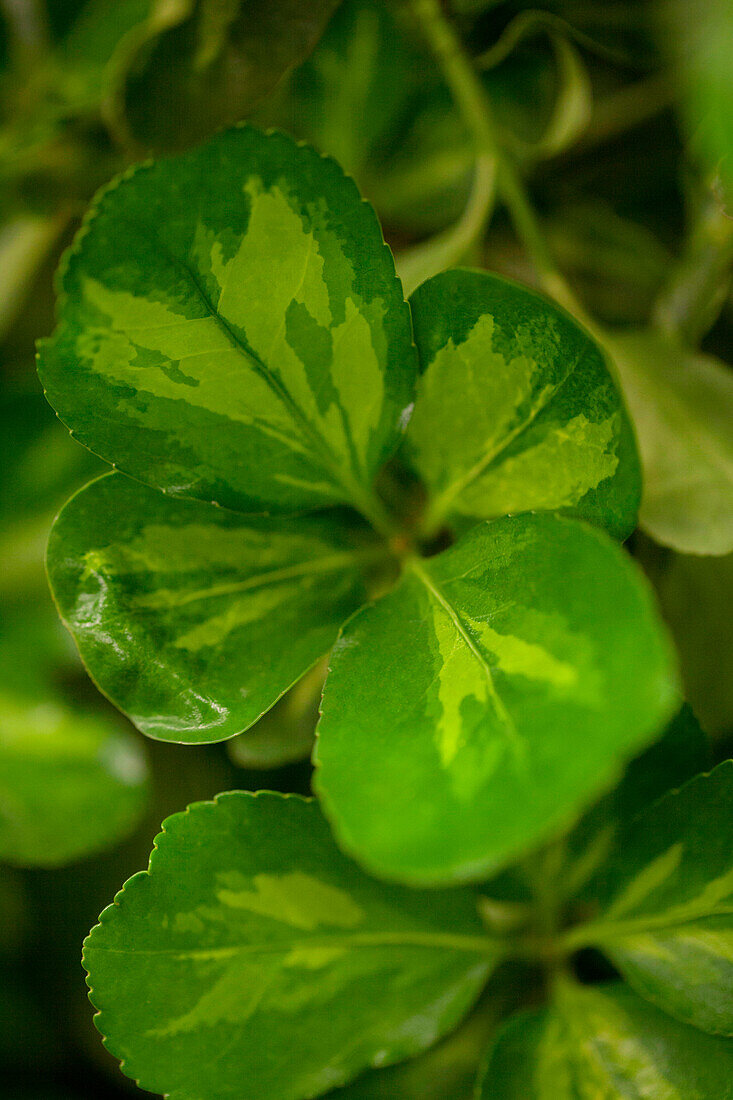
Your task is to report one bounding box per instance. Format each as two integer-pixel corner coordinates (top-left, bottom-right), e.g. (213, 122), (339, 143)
(397, 151), (496, 297)
(408, 0), (600, 336)
(653, 185), (733, 345)
(348, 482), (405, 542)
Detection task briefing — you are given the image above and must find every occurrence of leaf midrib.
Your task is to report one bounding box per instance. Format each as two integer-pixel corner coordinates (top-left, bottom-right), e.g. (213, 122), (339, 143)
(408, 556), (527, 760)
(423, 343), (589, 528)
(566, 903), (733, 951)
(86, 928), (500, 962)
(130, 546), (384, 610)
(109, 216), (370, 508)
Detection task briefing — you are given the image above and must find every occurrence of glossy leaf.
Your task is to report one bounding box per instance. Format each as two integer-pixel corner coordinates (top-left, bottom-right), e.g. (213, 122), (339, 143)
(38, 125), (417, 519)
(84, 792), (496, 1100)
(611, 329), (733, 555)
(477, 981), (733, 1099)
(0, 396), (149, 867)
(112, 0), (342, 151)
(582, 761), (733, 1035)
(0, 693), (148, 867)
(315, 513), (678, 885)
(47, 472), (379, 743)
(404, 270), (640, 539)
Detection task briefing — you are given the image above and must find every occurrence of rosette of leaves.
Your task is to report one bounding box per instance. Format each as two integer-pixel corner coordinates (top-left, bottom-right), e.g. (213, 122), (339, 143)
(35, 124), (677, 884)
(38, 124), (679, 888)
(37, 120), (729, 1100)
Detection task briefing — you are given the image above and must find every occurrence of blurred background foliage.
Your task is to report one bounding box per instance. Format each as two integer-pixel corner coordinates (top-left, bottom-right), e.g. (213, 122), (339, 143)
(0, 0), (731, 1095)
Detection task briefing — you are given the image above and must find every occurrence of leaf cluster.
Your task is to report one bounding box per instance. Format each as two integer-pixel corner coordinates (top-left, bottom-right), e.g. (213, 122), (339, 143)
(33, 122), (733, 1097)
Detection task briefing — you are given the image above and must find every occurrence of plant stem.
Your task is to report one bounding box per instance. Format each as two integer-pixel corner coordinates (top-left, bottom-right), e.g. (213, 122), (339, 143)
(407, 0), (600, 335)
(348, 482), (406, 542)
(653, 184), (733, 345)
(397, 151), (496, 296)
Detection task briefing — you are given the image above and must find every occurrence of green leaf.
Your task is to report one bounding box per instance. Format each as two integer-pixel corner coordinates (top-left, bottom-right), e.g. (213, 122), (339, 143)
(611, 329), (733, 555)
(476, 980), (733, 1099)
(668, 0), (733, 205)
(256, 0), (424, 183)
(404, 270), (640, 539)
(84, 791), (497, 1100)
(577, 761), (733, 1036)
(315, 513), (678, 885)
(0, 693), (148, 867)
(47, 472), (380, 743)
(0, 394), (149, 867)
(330, 971), (521, 1100)
(111, 0), (342, 152)
(640, 542), (733, 736)
(561, 705), (710, 899)
(38, 125), (417, 522)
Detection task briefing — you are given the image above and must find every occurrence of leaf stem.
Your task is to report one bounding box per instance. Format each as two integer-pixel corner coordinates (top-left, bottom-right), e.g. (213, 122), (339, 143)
(347, 482), (406, 542)
(89, 928), (504, 959)
(397, 152), (496, 296)
(653, 184), (733, 345)
(407, 0), (600, 335)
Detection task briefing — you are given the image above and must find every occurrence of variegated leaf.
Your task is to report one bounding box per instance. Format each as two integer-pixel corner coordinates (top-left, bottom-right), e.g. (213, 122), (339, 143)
(47, 473), (381, 743)
(84, 792), (497, 1100)
(579, 761), (733, 1036)
(476, 981), (733, 1099)
(315, 513), (678, 885)
(403, 270), (640, 539)
(38, 126), (416, 523)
